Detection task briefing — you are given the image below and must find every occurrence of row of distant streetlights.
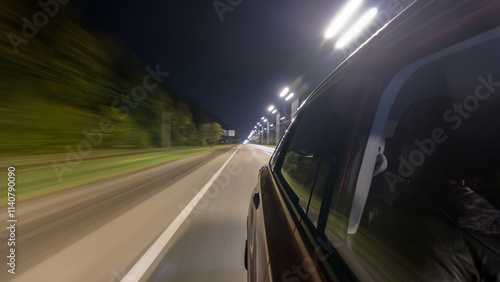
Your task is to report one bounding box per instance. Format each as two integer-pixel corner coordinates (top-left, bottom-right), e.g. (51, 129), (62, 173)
(246, 0), (379, 144)
(247, 87), (297, 144)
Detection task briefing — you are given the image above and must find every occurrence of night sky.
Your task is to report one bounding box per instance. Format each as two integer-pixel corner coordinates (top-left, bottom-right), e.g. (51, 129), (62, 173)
(82, 0), (394, 138)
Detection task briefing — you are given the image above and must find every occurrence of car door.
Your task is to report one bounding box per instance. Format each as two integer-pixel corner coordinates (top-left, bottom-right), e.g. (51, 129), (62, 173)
(260, 73), (375, 281)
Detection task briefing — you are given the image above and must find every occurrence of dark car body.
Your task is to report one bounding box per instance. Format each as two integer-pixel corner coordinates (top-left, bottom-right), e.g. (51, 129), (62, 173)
(247, 0), (500, 281)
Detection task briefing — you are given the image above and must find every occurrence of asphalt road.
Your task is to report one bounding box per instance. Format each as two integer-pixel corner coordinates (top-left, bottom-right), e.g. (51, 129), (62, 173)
(0, 144), (273, 282)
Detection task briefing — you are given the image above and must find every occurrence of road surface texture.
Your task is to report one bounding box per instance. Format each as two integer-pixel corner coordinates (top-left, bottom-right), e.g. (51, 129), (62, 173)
(0, 144), (272, 282)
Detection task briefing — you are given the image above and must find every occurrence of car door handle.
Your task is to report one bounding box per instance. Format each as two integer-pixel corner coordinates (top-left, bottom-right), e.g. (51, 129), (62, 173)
(252, 192), (260, 209)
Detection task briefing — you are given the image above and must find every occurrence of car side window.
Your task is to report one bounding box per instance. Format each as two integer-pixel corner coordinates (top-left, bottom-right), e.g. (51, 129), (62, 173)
(277, 94), (332, 223)
(325, 29), (500, 281)
(276, 80), (365, 227)
(270, 123), (290, 170)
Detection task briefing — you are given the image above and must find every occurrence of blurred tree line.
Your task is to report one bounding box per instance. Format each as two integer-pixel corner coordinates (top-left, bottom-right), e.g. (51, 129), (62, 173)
(0, 1), (227, 155)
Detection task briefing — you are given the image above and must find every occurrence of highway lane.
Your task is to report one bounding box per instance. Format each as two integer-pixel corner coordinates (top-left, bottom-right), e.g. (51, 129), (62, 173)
(0, 146), (234, 282)
(144, 144), (271, 282)
(2, 144), (273, 282)
(248, 144), (275, 157)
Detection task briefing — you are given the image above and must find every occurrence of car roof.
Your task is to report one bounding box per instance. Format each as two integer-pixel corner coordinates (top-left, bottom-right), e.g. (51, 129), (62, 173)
(301, 0), (500, 108)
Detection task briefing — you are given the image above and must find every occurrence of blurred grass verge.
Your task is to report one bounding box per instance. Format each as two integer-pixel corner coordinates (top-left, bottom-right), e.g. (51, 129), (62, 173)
(0, 145), (231, 203)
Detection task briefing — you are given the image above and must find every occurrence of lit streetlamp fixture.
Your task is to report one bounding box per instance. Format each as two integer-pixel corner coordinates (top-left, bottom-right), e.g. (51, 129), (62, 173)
(268, 105), (275, 112)
(336, 8), (378, 48)
(285, 93), (294, 101)
(324, 0), (362, 39)
(279, 87), (290, 97)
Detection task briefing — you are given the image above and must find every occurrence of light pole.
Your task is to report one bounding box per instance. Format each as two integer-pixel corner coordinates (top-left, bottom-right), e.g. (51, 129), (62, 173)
(263, 118), (269, 145)
(259, 119), (264, 144)
(285, 92), (297, 118)
(268, 105), (280, 146)
(279, 87), (298, 118)
(250, 126), (258, 144)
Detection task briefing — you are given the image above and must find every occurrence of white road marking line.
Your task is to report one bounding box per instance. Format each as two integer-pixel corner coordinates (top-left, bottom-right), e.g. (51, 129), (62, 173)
(121, 146), (241, 282)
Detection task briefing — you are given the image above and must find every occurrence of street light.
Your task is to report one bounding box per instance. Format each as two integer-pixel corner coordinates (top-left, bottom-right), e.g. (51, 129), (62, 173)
(279, 87), (290, 97)
(280, 88), (298, 117)
(262, 118), (269, 144)
(324, 0), (362, 39)
(336, 8), (378, 48)
(258, 123), (264, 144)
(268, 103), (281, 146)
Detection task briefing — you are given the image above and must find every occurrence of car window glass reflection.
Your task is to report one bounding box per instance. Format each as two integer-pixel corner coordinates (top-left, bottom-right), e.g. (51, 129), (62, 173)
(325, 35), (500, 281)
(280, 94), (332, 220)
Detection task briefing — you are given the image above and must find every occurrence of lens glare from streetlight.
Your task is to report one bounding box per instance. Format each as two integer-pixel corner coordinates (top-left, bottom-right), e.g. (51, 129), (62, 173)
(268, 105), (275, 111)
(285, 93), (295, 101)
(261, 117), (265, 120)
(324, 0), (363, 39)
(336, 8), (378, 48)
(279, 87), (290, 97)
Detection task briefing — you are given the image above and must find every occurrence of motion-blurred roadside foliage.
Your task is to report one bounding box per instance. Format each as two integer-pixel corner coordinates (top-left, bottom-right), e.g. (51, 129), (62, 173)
(0, 1), (226, 155)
